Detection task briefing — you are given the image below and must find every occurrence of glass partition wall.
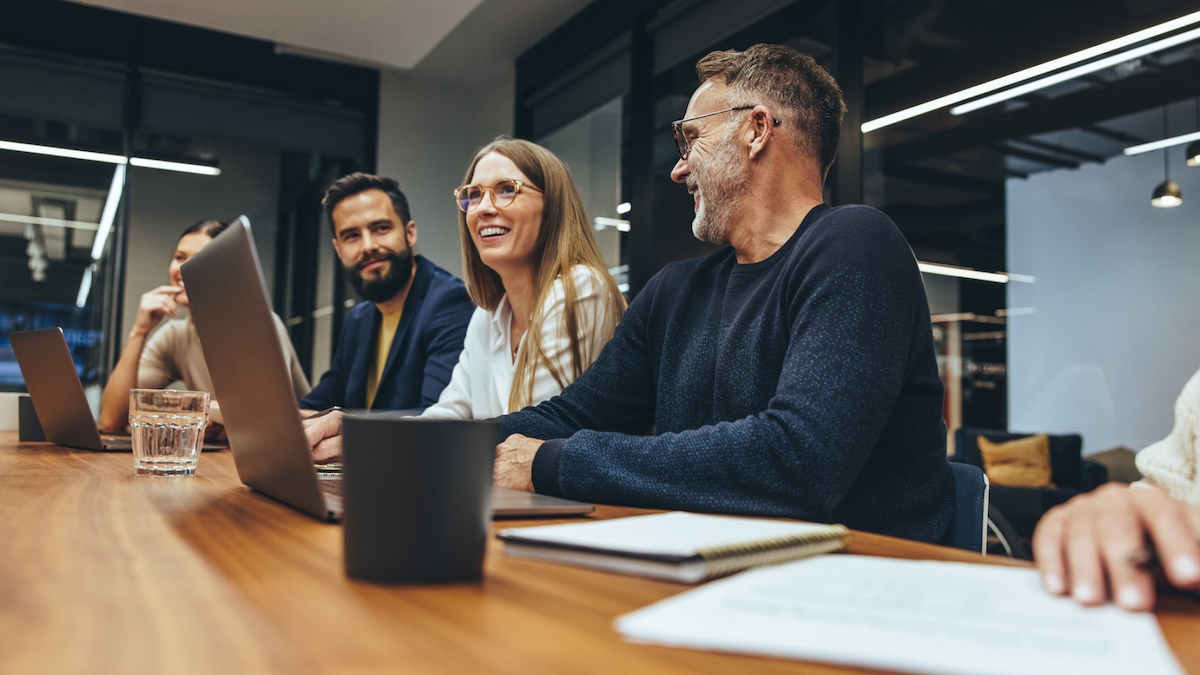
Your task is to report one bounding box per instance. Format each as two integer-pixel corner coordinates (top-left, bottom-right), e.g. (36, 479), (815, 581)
(0, 31), (376, 405)
(516, 0), (1200, 456)
(537, 97), (628, 291)
(0, 151), (114, 390)
(0, 52), (129, 395)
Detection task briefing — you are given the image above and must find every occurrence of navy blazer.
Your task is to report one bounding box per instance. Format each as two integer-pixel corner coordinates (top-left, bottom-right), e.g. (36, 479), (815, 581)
(301, 255), (474, 411)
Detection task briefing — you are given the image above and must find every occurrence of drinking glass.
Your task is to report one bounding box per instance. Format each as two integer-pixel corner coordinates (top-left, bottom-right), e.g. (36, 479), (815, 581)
(129, 389), (209, 476)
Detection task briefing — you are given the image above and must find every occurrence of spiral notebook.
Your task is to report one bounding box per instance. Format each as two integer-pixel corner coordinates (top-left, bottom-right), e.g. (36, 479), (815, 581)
(497, 512), (850, 583)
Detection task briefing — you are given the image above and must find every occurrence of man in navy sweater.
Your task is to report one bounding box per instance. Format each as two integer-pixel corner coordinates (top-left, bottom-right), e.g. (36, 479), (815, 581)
(305, 46), (953, 544)
(493, 44), (953, 544)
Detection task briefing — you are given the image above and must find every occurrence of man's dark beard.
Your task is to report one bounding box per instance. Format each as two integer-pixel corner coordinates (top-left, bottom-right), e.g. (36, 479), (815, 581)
(344, 246), (414, 303)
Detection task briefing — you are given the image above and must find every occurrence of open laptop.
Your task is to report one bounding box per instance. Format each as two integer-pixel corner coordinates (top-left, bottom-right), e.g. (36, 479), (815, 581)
(181, 216), (593, 522)
(9, 327), (134, 451)
(10, 328), (226, 451)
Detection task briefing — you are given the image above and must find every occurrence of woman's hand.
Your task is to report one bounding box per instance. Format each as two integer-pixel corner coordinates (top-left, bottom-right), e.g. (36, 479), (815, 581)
(99, 286), (181, 433)
(204, 420), (227, 441)
(205, 401), (226, 441)
(1033, 482), (1200, 611)
(131, 286), (183, 337)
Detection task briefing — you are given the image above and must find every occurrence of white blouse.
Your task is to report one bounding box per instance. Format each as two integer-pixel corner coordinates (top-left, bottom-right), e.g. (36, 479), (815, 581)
(421, 266), (619, 420)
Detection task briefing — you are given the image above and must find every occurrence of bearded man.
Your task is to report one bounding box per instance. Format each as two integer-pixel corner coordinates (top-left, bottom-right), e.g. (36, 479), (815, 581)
(306, 46), (953, 543)
(300, 173), (474, 412)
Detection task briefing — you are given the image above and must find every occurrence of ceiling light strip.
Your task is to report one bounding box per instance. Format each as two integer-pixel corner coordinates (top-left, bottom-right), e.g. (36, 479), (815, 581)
(594, 217), (631, 232)
(0, 213), (101, 231)
(1124, 130), (1200, 155)
(951, 24), (1200, 116)
(128, 157), (221, 175)
(91, 165), (126, 261)
(0, 139), (220, 175)
(0, 139), (126, 164)
(918, 262), (1010, 284)
(861, 9), (1200, 133)
(76, 265), (94, 309)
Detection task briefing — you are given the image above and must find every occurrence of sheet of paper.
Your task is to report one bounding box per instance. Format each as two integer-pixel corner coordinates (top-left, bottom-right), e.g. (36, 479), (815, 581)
(615, 555), (1184, 675)
(499, 512), (839, 557)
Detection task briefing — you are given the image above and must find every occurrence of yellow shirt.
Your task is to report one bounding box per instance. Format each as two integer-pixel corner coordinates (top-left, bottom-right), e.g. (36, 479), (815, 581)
(365, 310), (403, 409)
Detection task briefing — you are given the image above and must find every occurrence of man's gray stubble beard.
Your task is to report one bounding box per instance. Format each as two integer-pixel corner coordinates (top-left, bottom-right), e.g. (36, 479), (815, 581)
(688, 121), (751, 245)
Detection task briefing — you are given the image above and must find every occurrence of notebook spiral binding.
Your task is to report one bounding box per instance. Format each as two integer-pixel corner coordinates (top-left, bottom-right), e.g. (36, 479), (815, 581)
(695, 524), (851, 581)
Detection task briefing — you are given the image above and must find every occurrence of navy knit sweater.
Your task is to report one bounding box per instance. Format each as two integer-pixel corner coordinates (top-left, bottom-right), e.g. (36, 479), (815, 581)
(502, 204), (954, 544)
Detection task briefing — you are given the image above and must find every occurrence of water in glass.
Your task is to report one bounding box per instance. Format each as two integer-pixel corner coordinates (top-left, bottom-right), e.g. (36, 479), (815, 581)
(128, 389), (209, 476)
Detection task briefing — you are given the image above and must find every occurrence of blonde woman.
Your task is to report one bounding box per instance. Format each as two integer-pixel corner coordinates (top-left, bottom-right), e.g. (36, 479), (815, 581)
(420, 137), (626, 420)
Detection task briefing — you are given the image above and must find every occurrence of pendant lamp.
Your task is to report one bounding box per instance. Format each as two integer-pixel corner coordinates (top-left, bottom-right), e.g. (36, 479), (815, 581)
(1152, 177), (1183, 207)
(1153, 107), (1182, 207)
(1190, 98), (1200, 167)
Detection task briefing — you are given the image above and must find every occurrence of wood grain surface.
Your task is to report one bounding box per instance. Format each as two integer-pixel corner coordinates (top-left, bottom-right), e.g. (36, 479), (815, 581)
(1, 431), (1196, 675)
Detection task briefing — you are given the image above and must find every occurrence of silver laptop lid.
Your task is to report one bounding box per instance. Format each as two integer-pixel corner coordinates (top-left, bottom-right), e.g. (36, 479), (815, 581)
(9, 327), (104, 451)
(181, 217), (330, 520)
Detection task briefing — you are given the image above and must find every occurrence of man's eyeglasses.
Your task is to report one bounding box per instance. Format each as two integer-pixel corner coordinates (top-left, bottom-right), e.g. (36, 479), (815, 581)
(453, 179), (542, 213)
(670, 105), (781, 161)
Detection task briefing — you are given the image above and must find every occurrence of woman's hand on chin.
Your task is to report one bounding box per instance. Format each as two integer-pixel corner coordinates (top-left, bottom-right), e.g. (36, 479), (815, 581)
(132, 285), (183, 336)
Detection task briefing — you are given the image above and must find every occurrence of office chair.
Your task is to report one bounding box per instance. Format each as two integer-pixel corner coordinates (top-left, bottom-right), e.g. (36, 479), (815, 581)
(948, 462), (989, 553)
(985, 505), (1028, 559)
(953, 427), (1108, 538)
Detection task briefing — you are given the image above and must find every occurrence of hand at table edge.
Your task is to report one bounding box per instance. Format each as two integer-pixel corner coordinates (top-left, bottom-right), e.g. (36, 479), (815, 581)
(1032, 482), (1200, 611)
(494, 433), (541, 493)
(303, 409), (345, 462)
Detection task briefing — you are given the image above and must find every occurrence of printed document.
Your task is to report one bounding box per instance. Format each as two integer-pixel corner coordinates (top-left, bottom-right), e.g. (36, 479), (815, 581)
(616, 555), (1183, 675)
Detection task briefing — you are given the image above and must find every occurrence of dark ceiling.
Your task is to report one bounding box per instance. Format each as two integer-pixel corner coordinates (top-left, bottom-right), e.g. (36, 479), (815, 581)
(633, 0), (1200, 278)
(855, 0), (1200, 271)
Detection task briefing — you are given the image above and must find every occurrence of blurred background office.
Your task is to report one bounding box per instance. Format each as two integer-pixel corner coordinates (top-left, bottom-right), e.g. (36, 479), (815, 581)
(2, 0), (1200, 518)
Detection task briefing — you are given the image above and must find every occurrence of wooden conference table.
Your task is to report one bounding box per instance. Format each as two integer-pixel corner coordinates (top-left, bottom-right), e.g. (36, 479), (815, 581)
(2, 432), (1199, 675)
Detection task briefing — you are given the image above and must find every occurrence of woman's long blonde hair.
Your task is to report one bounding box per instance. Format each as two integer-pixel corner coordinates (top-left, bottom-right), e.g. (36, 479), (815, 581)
(457, 136), (627, 413)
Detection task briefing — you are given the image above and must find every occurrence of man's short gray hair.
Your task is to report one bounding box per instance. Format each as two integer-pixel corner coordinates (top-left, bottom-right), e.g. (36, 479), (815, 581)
(696, 44), (846, 178)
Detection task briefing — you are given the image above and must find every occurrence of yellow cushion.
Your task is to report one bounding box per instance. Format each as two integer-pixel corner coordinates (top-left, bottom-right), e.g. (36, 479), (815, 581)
(977, 434), (1056, 489)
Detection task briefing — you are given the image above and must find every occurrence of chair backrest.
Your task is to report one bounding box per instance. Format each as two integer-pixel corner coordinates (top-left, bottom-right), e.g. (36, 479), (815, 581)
(948, 462), (989, 553)
(953, 427), (1084, 489)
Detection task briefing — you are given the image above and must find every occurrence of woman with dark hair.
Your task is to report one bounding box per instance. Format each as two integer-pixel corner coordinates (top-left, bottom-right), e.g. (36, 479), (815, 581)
(98, 220), (310, 433)
(420, 137), (626, 420)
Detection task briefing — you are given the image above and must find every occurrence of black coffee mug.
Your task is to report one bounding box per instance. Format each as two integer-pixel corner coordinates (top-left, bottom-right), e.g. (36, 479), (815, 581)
(342, 416), (499, 583)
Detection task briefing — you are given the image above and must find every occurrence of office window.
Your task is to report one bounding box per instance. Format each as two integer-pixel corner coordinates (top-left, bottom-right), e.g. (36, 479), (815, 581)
(538, 97), (628, 290)
(0, 51), (126, 393)
(0, 41), (374, 401)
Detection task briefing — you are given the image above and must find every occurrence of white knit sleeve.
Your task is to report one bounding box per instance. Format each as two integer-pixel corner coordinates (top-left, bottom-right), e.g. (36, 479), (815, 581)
(1135, 367), (1200, 505)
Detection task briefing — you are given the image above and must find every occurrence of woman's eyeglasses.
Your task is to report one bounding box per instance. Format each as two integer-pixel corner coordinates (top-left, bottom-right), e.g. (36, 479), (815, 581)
(453, 179), (542, 213)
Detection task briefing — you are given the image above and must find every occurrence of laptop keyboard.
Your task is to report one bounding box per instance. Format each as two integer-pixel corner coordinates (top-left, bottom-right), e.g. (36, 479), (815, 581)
(317, 474), (343, 499)
(311, 476), (592, 519)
